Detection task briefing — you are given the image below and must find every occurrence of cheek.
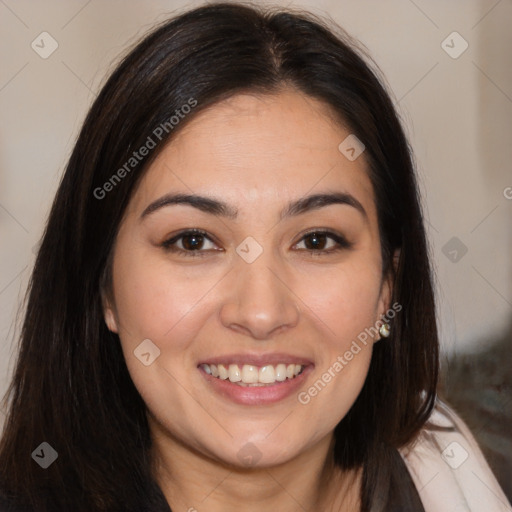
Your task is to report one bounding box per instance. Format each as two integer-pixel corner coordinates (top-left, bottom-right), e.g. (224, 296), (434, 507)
(293, 257), (383, 343)
(111, 249), (218, 348)
(292, 259), (382, 407)
(110, 251), (217, 428)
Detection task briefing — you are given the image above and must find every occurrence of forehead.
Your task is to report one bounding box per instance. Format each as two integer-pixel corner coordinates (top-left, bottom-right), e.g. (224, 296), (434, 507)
(130, 89), (376, 221)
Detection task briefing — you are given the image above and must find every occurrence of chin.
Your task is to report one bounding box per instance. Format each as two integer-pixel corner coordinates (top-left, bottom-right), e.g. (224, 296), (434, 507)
(206, 433), (311, 470)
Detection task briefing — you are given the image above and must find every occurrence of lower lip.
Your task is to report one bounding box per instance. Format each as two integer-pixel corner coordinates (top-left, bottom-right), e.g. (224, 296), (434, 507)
(198, 365), (314, 405)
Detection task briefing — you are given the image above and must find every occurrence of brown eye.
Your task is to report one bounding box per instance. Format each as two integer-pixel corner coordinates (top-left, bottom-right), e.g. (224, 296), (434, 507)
(181, 232), (206, 250)
(161, 229), (219, 257)
(294, 230), (352, 254)
(303, 232), (330, 251)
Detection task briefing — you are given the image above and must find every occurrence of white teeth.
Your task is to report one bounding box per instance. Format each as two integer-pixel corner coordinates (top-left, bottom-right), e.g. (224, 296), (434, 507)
(200, 363), (305, 385)
(275, 364), (287, 382)
(228, 364), (241, 382)
(241, 365), (259, 383)
(259, 365), (275, 383)
(218, 364), (229, 380)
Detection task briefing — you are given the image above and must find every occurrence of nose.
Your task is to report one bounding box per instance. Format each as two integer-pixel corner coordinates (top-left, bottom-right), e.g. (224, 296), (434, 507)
(219, 255), (300, 340)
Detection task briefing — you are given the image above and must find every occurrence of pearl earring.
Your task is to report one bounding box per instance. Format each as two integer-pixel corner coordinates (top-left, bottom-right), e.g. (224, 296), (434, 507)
(379, 323), (390, 338)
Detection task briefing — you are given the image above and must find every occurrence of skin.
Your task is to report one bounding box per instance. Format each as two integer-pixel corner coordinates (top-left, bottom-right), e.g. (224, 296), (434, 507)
(102, 88), (394, 512)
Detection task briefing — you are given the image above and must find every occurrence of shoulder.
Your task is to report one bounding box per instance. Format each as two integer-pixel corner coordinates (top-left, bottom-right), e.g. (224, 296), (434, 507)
(399, 399), (511, 512)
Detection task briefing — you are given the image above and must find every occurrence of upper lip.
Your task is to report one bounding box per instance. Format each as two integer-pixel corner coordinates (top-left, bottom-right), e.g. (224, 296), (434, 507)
(197, 352), (314, 367)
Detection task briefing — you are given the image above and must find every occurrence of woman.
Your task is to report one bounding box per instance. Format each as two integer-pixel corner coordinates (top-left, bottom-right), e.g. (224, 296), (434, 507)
(0, 3), (508, 511)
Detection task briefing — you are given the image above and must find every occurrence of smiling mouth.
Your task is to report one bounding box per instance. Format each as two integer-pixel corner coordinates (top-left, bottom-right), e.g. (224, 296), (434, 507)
(198, 363), (305, 386)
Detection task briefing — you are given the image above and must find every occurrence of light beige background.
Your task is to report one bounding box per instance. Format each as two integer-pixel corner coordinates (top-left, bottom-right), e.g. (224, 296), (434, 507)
(1, 0), (511, 409)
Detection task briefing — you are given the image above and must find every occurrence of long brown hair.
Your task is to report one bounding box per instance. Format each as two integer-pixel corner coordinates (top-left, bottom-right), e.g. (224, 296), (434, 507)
(0, 3), (438, 510)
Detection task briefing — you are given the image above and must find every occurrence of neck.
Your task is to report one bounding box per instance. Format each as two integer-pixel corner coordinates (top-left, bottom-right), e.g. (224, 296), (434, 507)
(149, 417), (361, 512)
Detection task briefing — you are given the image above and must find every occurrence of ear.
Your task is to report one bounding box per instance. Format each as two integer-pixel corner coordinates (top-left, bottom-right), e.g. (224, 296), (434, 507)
(376, 248), (400, 323)
(101, 289), (119, 334)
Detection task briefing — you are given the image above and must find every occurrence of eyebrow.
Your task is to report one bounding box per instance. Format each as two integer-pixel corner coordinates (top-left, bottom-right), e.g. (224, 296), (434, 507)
(140, 191), (367, 221)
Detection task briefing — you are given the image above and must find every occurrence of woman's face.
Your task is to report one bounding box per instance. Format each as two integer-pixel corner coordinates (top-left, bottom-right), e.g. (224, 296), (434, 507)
(103, 89), (392, 468)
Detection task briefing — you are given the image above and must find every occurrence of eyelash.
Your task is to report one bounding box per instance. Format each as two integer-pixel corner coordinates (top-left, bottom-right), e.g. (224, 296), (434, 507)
(161, 228), (352, 258)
